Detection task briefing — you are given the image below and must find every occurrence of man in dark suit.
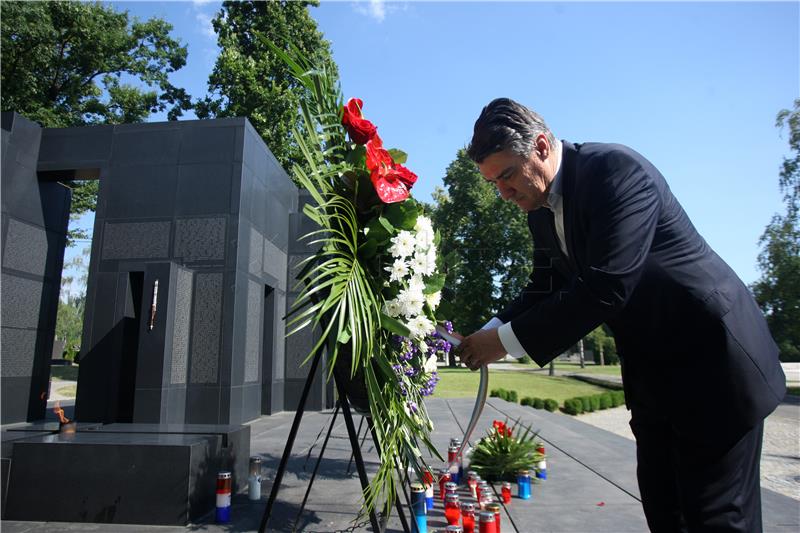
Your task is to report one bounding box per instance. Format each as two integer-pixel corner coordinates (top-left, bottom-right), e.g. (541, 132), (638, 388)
(456, 98), (786, 532)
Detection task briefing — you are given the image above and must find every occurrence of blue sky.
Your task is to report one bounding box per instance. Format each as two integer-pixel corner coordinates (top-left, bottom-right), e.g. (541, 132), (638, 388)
(68, 0), (798, 293)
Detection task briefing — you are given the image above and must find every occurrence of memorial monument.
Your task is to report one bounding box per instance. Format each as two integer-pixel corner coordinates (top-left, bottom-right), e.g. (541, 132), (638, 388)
(0, 112), (332, 524)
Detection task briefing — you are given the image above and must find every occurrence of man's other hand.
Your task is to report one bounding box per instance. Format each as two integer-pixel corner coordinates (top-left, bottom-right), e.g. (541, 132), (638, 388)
(457, 328), (507, 370)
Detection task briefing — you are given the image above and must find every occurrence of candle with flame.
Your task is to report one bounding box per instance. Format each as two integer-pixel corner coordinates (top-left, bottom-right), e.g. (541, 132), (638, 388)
(53, 402), (76, 434)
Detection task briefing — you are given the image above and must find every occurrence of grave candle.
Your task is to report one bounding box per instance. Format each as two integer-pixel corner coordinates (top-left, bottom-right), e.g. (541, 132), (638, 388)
(461, 502), (476, 533)
(501, 482), (511, 504)
(516, 470), (531, 500)
(445, 493), (461, 526)
(439, 470), (451, 502)
(215, 471), (232, 523)
(411, 483), (428, 533)
(478, 510), (497, 533)
(486, 503), (501, 533)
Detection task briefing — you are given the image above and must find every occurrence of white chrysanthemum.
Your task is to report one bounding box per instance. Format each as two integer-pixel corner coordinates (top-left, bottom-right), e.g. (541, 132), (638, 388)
(426, 245), (437, 265)
(407, 315), (435, 340)
(415, 228), (435, 251)
(383, 299), (402, 318)
(413, 217), (435, 251)
(389, 230), (416, 259)
(418, 338), (429, 354)
(408, 275), (426, 294)
(414, 216), (433, 235)
(385, 258), (409, 283)
(425, 291), (441, 310)
(424, 353), (438, 373)
(397, 287), (425, 318)
(411, 252), (436, 276)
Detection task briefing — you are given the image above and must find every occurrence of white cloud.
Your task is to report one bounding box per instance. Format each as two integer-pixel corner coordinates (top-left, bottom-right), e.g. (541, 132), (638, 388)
(195, 11), (216, 39)
(352, 0), (389, 23)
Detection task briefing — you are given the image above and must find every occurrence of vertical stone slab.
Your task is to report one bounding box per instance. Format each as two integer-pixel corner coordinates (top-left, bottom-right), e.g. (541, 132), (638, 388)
(0, 113), (69, 423)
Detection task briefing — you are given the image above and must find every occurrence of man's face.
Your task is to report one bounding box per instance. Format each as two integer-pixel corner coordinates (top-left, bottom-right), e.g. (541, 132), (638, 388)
(477, 145), (553, 212)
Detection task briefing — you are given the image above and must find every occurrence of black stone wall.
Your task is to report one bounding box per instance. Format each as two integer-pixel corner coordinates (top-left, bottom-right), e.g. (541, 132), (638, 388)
(1, 113), (70, 424)
(1, 114), (329, 425)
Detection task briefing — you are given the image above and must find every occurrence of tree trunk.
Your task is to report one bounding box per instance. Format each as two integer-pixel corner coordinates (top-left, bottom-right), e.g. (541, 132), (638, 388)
(579, 339), (585, 369)
(599, 342), (605, 366)
(548, 361), (555, 376)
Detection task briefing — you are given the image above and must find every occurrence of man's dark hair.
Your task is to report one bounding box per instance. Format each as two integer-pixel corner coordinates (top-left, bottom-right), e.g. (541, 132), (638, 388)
(466, 97), (555, 163)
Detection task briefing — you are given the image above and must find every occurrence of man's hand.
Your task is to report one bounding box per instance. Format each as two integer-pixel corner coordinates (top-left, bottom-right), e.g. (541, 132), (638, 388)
(456, 328), (507, 370)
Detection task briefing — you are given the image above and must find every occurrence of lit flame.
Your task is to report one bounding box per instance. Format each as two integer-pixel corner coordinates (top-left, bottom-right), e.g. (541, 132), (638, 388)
(53, 402), (70, 424)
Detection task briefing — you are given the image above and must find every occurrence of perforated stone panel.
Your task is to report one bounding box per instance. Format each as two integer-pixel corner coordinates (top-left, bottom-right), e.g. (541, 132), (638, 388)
(263, 239), (288, 289)
(0, 328), (36, 377)
(189, 273), (223, 384)
(1, 274), (43, 329)
(287, 254), (306, 283)
(248, 227), (263, 276)
(174, 217), (226, 262)
(101, 221), (170, 260)
(273, 290), (286, 378)
(170, 269), (193, 385)
(244, 280), (261, 383)
(284, 295), (315, 379)
(2, 219), (48, 277)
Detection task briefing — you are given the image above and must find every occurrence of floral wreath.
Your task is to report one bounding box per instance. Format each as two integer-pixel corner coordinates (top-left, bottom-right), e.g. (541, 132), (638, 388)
(267, 42), (453, 513)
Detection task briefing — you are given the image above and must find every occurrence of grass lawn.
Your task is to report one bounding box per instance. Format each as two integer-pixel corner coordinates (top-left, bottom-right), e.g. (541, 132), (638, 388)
(496, 361), (622, 376)
(50, 365), (79, 381)
(54, 384), (77, 398)
(549, 362), (622, 376)
(434, 367), (611, 403)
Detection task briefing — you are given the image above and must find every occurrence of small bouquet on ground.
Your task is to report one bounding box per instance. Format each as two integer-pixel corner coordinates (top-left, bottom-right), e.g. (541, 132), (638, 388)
(467, 418), (544, 482)
(265, 41), (453, 514)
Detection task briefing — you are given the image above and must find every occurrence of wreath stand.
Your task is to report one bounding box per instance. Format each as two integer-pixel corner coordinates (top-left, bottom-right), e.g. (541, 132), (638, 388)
(257, 345), (416, 533)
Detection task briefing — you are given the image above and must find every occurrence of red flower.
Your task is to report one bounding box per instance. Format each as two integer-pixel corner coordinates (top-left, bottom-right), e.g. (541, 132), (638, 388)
(365, 135), (417, 203)
(342, 98), (377, 144)
(492, 420), (512, 437)
(493, 420), (511, 437)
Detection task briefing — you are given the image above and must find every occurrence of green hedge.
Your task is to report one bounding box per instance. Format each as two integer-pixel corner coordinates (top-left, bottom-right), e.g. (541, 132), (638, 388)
(490, 388), (507, 400)
(521, 396), (549, 410)
(580, 396), (593, 413)
(563, 390), (627, 416)
(490, 388), (519, 403)
(520, 396), (534, 407)
(543, 399), (558, 412)
(563, 398), (582, 415)
(599, 392), (613, 409)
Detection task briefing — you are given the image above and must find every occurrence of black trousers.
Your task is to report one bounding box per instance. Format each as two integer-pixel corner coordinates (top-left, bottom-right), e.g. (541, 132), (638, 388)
(630, 413), (764, 533)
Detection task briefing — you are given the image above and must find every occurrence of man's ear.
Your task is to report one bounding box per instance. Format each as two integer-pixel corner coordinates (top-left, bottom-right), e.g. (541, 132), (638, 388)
(534, 134), (550, 160)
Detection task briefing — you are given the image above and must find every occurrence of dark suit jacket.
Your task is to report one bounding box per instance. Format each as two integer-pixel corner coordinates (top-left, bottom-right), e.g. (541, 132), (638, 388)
(497, 141), (785, 448)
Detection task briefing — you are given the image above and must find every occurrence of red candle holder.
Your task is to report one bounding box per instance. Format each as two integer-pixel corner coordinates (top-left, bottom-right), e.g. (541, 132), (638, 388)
(501, 482), (511, 504)
(445, 493), (461, 526)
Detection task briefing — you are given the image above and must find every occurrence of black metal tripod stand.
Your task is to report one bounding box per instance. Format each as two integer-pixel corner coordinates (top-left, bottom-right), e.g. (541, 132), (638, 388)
(257, 346), (414, 533)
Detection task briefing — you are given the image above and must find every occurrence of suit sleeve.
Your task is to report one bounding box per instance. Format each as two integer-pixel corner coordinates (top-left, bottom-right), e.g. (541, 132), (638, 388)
(511, 151), (661, 366)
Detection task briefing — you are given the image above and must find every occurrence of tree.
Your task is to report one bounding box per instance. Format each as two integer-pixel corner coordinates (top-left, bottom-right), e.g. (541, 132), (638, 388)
(1, 1), (191, 243)
(752, 99), (800, 361)
(432, 149), (533, 336)
(195, 0), (338, 172)
(584, 325), (619, 366)
(55, 248), (90, 361)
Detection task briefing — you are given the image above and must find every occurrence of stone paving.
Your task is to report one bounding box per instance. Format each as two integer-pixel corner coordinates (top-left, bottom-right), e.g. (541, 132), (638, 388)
(3, 397), (799, 532)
